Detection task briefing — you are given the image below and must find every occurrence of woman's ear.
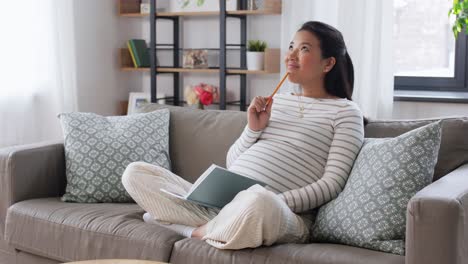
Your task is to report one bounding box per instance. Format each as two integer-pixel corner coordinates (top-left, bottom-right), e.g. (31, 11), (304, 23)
(323, 57), (336, 73)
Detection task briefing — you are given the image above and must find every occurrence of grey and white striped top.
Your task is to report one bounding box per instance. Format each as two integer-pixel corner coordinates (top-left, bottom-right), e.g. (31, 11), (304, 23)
(226, 93), (364, 213)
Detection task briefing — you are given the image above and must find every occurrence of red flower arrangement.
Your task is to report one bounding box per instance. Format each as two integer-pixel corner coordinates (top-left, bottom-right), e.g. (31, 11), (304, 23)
(184, 83), (219, 109)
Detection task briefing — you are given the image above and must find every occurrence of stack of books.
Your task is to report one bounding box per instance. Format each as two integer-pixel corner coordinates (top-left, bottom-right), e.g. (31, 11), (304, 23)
(127, 39), (150, 68)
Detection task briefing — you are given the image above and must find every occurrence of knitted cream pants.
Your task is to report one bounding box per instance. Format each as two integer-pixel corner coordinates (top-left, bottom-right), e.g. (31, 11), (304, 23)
(121, 161), (309, 249)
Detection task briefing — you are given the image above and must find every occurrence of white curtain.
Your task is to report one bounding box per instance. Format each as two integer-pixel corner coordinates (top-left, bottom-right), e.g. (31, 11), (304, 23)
(280, 0), (394, 119)
(0, 0), (77, 148)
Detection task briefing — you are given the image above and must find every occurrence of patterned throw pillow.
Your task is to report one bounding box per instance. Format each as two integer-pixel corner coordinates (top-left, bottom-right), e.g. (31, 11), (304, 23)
(312, 122), (442, 255)
(59, 109), (170, 203)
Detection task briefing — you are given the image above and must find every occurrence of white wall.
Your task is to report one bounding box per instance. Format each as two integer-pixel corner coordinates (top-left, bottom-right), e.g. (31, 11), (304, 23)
(73, 0), (142, 115)
(72, 1), (468, 118)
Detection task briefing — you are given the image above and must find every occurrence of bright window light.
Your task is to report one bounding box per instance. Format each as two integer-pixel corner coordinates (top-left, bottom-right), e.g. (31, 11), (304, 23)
(393, 0), (456, 78)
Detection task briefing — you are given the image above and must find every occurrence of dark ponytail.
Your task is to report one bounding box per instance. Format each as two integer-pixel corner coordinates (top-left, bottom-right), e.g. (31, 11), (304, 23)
(343, 52), (354, 99)
(298, 21), (368, 125)
(298, 21), (353, 100)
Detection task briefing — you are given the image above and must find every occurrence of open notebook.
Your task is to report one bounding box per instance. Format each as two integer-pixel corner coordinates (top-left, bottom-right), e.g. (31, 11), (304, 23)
(160, 164), (267, 209)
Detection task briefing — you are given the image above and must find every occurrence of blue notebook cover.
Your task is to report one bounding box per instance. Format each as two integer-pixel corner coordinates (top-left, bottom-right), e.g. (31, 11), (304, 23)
(161, 164), (267, 209)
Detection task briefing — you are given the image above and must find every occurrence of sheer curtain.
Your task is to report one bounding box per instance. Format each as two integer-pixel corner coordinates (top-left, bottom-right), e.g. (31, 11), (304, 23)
(280, 0), (394, 119)
(0, 0), (77, 148)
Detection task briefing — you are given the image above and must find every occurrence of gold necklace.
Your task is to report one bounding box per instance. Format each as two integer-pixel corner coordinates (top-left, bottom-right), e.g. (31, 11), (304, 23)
(298, 94), (305, 118)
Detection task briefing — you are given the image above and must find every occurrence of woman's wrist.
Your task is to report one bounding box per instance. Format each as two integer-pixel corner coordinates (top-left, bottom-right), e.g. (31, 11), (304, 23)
(247, 125), (263, 132)
(246, 125), (263, 135)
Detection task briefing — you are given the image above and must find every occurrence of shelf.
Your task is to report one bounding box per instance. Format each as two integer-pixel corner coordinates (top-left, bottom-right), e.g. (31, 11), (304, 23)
(118, 0), (282, 17)
(228, 69), (272, 74)
(119, 48), (280, 74)
(119, 13), (148, 18)
(118, 12), (219, 17)
(121, 67), (150, 72)
(228, 10), (281, 15)
(158, 68), (220, 73)
(120, 9), (281, 17)
(120, 67), (276, 75)
(156, 11), (220, 17)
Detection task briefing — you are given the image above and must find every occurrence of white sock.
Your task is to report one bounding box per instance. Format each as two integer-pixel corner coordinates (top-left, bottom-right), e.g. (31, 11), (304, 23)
(143, 212), (195, 238)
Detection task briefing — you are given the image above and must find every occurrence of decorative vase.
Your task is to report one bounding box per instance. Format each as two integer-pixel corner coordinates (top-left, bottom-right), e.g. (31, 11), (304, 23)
(247, 51), (264, 71)
(197, 101), (205, 110)
(247, 0), (258, 10)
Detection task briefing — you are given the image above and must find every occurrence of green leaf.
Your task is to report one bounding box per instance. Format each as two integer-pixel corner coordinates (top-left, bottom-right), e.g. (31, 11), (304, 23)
(450, 0), (468, 37)
(453, 25), (459, 39)
(462, 0), (468, 9)
(248, 40), (267, 52)
(197, 0), (205, 7)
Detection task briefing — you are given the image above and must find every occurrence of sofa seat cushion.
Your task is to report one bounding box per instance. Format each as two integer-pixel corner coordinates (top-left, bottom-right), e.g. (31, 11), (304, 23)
(170, 238), (404, 264)
(5, 198), (183, 262)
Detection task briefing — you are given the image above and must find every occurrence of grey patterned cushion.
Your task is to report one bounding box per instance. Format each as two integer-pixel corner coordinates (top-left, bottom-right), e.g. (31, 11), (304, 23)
(59, 109), (170, 203)
(312, 121), (442, 255)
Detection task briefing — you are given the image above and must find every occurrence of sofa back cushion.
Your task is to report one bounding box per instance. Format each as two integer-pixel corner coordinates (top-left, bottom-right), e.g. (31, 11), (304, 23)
(137, 104), (467, 183)
(137, 104), (247, 183)
(365, 117), (468, 181)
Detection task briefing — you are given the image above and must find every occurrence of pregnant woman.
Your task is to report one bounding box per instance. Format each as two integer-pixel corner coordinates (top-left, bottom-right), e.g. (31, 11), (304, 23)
(122, 21), (364, 250)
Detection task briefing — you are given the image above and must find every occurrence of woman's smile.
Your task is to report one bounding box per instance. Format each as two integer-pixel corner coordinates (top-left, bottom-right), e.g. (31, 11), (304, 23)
(287, 62), (300, 71)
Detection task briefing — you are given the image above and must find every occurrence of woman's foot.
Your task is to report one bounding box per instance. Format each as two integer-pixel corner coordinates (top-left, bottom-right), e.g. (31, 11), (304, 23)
(191, 223), (208, 238)
(143, 213), (195, 237)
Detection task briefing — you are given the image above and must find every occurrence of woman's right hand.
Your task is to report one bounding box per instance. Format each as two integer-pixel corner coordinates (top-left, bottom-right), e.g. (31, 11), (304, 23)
(247, 96), (273, 132)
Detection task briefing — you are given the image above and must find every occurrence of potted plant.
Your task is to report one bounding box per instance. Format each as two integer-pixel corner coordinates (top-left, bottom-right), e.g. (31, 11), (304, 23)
(449, 0), (468, 38)
(247, 40), (267, 71)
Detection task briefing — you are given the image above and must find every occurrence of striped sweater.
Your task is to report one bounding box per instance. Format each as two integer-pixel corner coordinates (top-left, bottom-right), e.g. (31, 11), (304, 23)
(226, 93), (364, 213)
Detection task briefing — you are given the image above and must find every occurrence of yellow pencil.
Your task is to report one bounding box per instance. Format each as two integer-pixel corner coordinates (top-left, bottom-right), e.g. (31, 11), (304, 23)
(266, 72), (289, 106)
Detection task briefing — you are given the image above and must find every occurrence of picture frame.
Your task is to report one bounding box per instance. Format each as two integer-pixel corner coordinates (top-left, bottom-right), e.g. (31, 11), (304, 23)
(127, 92), (165, 115)
(183, 49), (209, 69)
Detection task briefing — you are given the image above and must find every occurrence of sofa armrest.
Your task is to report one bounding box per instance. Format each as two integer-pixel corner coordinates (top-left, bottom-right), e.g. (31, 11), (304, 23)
(0, 141), (66, 238)
(406, 163), (468, 264)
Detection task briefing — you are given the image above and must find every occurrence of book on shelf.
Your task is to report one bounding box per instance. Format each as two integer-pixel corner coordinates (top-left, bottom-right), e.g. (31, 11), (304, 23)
(160, 164), (267, 209)
(126, 41), (138, 68)
(127, 39), (150, 68)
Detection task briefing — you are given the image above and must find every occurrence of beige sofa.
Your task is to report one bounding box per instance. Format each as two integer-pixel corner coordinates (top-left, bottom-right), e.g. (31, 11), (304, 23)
(1, 103), (468, 264)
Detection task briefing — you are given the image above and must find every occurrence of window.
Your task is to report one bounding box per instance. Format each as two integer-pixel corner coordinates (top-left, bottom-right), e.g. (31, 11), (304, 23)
(393, 0), (467, 92)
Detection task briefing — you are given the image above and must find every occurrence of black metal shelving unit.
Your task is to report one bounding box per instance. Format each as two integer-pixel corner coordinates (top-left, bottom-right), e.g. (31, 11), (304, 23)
(150, 0), (180, 106)
(149, 0), (250, 111)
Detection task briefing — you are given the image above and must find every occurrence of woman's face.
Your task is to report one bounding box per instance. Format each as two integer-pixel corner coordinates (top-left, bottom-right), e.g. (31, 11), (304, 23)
(285, 30), (334, 85)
